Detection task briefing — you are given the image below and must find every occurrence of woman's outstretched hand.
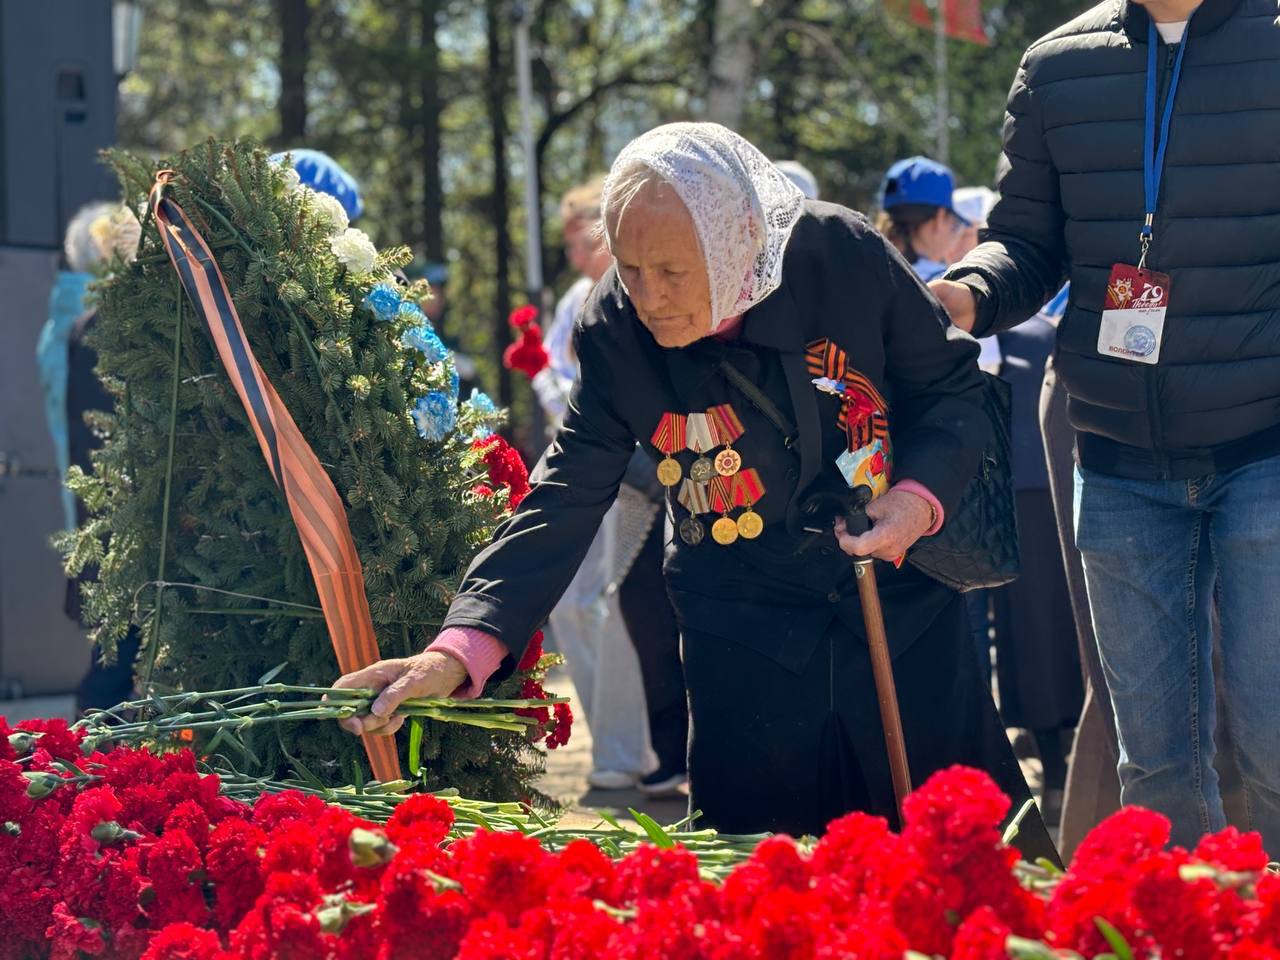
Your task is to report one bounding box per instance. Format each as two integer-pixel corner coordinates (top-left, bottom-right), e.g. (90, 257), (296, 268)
(834, 488), (935, 563)
(330, 651), (469, 737)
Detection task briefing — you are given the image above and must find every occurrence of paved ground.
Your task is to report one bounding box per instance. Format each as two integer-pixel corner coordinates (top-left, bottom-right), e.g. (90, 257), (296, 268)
(534, 667), (688, 829)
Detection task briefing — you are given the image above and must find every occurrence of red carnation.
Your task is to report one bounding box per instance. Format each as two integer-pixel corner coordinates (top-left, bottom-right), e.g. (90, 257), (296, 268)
(387, 793), (455, 848)
(0, 716), (16, 762)
(206, 819), (266, 930)
(141, 923), (230, 960)
(251, 790), (327, 832)
(472, 435), (531, 509)
(616, 843), (701, 904)
(449, 830), (560, 924)
(17, 718), (84, 764)
(46, 902), (106, 960)
(952, 906), (1014, 960)
(508, 304), (539, 329)
(145, 829), (210, 929)
(555, 838), (618, 904)
(516, 629), (545, 672)
(455, 912), (546, 960)
(546, 700), (573, 750)
(846, 390), (878, 427)
(503, 323), (550, 379)
(1194, 827), (1270, 873)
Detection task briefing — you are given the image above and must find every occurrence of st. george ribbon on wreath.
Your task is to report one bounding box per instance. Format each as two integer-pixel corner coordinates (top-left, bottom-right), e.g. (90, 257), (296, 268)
(149, 171), (401, 782)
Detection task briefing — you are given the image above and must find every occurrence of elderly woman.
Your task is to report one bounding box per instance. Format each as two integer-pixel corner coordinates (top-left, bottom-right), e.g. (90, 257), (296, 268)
(335, 124), (1054, 860)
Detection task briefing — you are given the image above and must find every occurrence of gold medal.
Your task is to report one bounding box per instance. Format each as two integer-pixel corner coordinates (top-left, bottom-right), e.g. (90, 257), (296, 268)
(657, 456), (682, 487)
(737, 508), (764, 539)
(711, 515), (739, 545)
(714, 446), (742, 477)
(690, 456), (714, 483)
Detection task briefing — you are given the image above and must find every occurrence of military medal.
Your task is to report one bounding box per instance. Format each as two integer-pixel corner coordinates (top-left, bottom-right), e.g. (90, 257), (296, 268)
(686, 413), (716, 483)
(707, 404), (745, 477)
(650, 412), (687, 487)
(707, 476), (739, 545)
(678, 517), (705, 546)
(711, 516), (740, 545)
(676, 478), (712, 547)
(731, 469), (765, 539)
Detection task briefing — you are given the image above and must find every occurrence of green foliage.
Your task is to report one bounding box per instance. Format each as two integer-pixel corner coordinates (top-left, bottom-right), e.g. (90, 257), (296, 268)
(60, 138), (545, 802)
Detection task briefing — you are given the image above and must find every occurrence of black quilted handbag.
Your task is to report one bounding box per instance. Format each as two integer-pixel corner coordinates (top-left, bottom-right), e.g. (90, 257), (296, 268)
(906, 372), (1020, 592)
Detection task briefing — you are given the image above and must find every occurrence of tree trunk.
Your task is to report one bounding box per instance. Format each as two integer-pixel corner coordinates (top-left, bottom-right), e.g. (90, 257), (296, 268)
(704, 0), (753, 129)
(275, 0), (311, 142)
(395, 0), (418, 247)
(486, 0), (514, 409)
(419, 0), (445, 264)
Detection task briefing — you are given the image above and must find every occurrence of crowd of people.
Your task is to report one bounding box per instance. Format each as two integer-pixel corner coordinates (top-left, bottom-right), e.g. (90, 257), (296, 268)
(44, 0), (1277, 863)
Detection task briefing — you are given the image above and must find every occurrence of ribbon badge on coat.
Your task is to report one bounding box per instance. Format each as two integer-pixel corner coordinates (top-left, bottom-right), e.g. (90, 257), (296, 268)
(805, 339), (890, 452)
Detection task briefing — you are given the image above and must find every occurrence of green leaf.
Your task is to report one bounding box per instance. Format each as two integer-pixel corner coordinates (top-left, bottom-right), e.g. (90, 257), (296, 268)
(595, 809), (623, 830)
(1094, 918), (1134, 960)
(629, 809), (675, 849)
(258, 660), (290, 685)
(408, 718), (424, 777)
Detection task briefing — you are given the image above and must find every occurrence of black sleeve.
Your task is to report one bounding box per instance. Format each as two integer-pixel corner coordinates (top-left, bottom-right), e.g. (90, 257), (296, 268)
(440, 320), (637, 666)
(877, 234), (991, 518)
(943, 53), (1067, 337)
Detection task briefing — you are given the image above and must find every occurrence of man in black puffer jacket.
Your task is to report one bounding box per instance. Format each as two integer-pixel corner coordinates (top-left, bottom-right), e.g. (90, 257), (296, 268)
(931, 0), (1280, 852)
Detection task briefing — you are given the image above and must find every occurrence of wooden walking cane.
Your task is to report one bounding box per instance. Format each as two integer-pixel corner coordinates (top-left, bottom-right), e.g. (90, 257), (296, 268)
(846, 487), (913, 819)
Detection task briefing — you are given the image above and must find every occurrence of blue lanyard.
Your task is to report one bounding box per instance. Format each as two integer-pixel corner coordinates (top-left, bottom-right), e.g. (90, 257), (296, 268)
(1140, 19), (1191, 267)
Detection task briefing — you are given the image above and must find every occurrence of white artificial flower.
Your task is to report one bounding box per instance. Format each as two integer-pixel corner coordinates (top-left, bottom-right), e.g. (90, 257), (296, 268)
(305, 187), (349, 235)
(280, 166), (302, 191)
(330, 227), (378, 274)
(88, 206), (142, 265)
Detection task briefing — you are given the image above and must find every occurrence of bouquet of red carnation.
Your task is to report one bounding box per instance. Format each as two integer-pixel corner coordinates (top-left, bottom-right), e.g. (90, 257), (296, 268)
(471, 434), (531, 509)
(502, 304), (549, 379)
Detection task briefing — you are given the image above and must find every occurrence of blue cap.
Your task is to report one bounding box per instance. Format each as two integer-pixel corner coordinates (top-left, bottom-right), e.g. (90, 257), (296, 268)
(879, 156), (969, 224)
(270, 148), (364, 222)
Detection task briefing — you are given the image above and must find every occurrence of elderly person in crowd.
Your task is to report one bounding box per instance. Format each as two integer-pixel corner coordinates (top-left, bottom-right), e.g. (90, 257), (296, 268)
(334, 123), (1055, 860)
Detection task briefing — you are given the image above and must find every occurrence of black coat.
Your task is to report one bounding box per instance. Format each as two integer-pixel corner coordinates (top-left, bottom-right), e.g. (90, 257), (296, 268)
(442, 203), (990, 671)
(947, 0), (1280, 481)
(441, 204), (1062, 859)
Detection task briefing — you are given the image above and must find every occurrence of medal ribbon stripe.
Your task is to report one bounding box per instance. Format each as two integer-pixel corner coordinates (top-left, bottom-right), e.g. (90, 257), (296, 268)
(730, 468), (764, 507)
(677, 478), (712, 515)
(685, 413), (715, 453)
(708, 475), (733, 514)
(150, 175), (401, 783)
(706, 403), (744, 445)
(650, 412), (686, 454)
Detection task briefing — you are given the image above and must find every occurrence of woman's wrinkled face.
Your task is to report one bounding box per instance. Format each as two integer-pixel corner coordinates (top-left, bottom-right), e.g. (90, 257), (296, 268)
(608, 184), (714, 349)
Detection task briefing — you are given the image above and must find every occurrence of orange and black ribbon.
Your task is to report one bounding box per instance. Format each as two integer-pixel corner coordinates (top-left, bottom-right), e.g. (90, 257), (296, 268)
(150, 172), (401, 783)
(806, 338), (891, 451)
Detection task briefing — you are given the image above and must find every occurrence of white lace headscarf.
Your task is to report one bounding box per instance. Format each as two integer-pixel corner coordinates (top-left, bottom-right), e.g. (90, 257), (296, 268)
(602, 122), (807, 331)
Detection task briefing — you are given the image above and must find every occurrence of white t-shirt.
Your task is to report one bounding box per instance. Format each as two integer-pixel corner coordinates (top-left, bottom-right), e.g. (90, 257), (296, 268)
(1156, 20), (1188, 43)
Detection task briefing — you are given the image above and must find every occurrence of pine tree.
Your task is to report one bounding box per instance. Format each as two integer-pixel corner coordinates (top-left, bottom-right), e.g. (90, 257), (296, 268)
(62, 139), (550, 801)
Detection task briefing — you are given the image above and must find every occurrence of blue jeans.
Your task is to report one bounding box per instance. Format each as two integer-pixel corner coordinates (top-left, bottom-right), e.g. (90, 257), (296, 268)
(1074, 457), (1280, 852)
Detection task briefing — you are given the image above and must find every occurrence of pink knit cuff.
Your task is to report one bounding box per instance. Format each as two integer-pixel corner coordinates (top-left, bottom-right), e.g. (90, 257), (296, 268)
(427, 628), (509, 700)
(893, 480), (945, 536)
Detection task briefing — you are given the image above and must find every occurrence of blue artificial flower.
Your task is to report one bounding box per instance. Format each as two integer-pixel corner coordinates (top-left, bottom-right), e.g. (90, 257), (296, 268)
(363, 283), (402, 323)
(412, 390), (457, 442)
(466, 389), (498, 440)
(398, 300), (426, 324)
(448, 366), (461, 403)
(401, 323), (450, 364)
(467, 389), (497, 416)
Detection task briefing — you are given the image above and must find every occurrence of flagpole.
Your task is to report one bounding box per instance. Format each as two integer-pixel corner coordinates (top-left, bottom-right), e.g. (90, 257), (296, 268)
(933, 0), (950, 163)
